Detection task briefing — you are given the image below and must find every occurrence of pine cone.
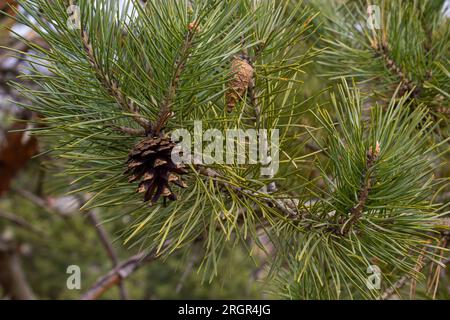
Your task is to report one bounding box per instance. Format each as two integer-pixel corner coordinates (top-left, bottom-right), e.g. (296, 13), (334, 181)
(125, 135), (188, 204)
(225, 55), (254, 112)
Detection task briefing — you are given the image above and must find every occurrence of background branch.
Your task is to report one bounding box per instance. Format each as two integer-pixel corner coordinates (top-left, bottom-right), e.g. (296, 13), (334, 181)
(0, 237), (35, 300)
(0, 209), (45, 236)
(85, 210), (129, 300)
(81, 243), (168, 300)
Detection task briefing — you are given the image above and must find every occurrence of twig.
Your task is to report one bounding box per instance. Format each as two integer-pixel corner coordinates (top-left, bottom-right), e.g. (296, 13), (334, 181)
(409, 247), (426, 299)
(0, 238), (35, 300)
(381, 249), (439, 300)
(443, 256), (450, 265)
(12, 187), (88, 242)
(85, 210), (129, 300)
(73, 5), (150, 129)
(13, 186), (129, 298)
(382, 229), (450, 300)
(196, 166), (300, 218)
(371, 40), (420, 98)
(175, 245), (200, 294)
(341, 142), (380, 234)
(426, 237), (448, 299)
(81, 241), (171, 300)
(153, 21), (198, 134)
(11, 187), (74, 217)
(381, 273), (411, 300)
(109, 125), (145, 137)
(0, 209), (45, 236)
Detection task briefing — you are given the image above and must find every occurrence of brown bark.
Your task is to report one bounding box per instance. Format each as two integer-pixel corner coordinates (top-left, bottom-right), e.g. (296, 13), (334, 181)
(0, 238), (35, 300)
(86, 210), (129, 300)
(81, 250), (161, 300)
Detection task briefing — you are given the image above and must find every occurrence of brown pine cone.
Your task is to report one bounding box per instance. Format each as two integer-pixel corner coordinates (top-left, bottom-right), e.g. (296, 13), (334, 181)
(125, 135), (188, 204)
(225, 55), (254, 112)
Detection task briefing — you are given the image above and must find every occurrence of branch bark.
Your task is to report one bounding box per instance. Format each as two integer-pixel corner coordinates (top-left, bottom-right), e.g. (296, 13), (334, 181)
(196, 166), (300, 218)
(0, 238), (35, 300)
(85, 210), (128, 300)
(80, 243), (168, 300)
(371, 39), (421, 98)
(341, 142), (380, 234)
(0, 210), (45, 236)
(71, 0), (151, 130)
(153, 22), (198, 134)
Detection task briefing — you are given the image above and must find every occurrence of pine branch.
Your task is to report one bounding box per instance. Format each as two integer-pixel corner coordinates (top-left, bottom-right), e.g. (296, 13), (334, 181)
(0, 238), (35, 300)
(68, 0), (150, 130)
(79, 28), (151, 130)
(84, 216), (270, 300)
(81, 240), (172, 300)
(81, 252), (149, 300)
(12, 187), (75, 217)
(109, 125), (145, 136)
(197, 166), (300, 218)
(381, 273), (411, 300)
(0, 210), (45, 236)
(153, 21), (198, 134)
(381, 222), (450, 300)
(85, 210), (128, 300)
(371, 39), (423, 99)
(341, 142), (380, 235)
(320, 0), (449, 115)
